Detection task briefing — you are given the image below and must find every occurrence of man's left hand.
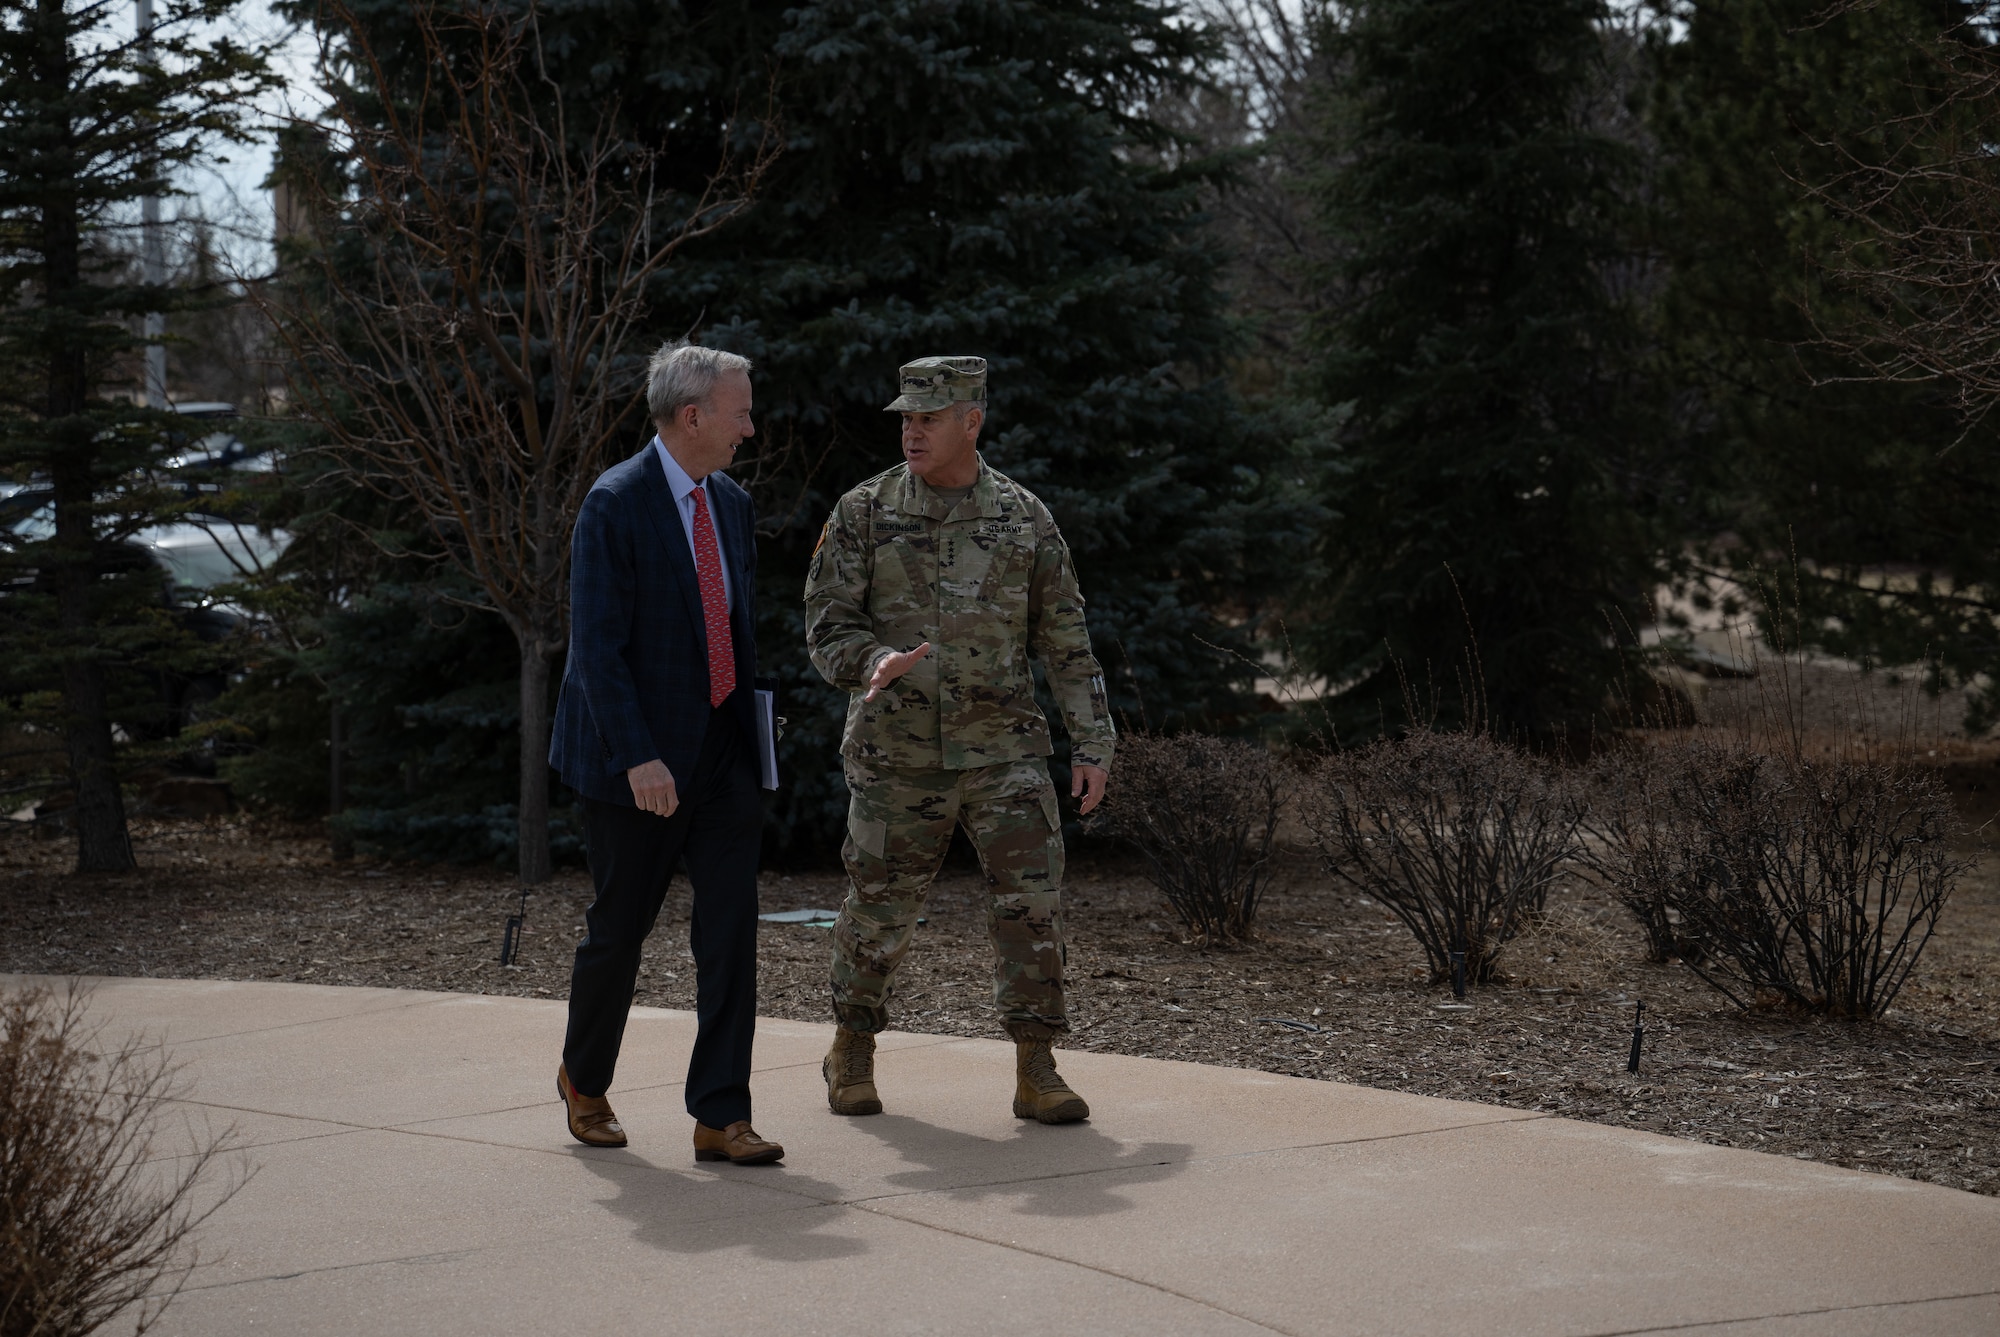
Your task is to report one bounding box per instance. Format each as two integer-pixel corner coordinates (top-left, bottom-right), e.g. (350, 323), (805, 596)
(1071, 763), (1108, 816)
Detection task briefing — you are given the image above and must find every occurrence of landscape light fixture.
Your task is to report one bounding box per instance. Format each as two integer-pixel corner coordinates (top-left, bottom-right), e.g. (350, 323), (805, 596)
(1627, 1000), (1646, 1074)
(500, 888), (529, 966)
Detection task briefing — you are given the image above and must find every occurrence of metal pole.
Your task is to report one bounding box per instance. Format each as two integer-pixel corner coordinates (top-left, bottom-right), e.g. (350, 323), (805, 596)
(138, 0), (167, 408)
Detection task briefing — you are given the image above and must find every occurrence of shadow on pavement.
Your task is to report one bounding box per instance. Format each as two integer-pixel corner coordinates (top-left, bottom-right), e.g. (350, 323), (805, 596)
(849, 1113), (1192, 1218)
(573, 1150), (870, 1262)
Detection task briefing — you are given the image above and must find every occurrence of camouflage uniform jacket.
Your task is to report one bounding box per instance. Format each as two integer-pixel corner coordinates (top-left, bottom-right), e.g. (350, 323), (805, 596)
(805, 460), (1115, 772)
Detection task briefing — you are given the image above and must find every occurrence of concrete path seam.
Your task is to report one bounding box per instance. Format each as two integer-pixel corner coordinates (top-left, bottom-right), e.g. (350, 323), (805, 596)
(169, 1185), (1265, 1331)
(1575, 1288), (2000, 1336)
(831, 1112), (1551, 1208)
(149, 1121), (365, 1165)
(836, 1197), (1300, 1336)
(152, 1092), (1552, 1206)
(167, 1194), (871, 1298)
(1223, 1109), (1552, 1159)
(168, 996), (450, 1048)
(170, 1246), (494, 1296)
(114, 993), (450, 1051)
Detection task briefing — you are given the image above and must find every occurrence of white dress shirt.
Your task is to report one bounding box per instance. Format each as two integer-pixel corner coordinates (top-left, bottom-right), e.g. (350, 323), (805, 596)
(652, 436), (734, 610)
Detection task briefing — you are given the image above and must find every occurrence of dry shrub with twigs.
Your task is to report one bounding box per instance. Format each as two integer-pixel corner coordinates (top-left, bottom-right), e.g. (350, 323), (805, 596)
(1300, 731), (1586, 986)
(1581, 743), (1714, 965)
(1583, 735), (1967, 1017)
(0, 986), (245, 1336)
(1090, 733), (1284, 946)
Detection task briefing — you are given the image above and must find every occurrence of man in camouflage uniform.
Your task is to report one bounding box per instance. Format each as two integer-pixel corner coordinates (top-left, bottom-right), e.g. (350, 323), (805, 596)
(804, 355), (1115, 1124)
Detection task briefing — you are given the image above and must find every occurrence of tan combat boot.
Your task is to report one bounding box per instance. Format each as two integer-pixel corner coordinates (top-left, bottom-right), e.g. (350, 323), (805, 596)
(823, 1026), (883, 1116)
(1013, 1038), (1090, 1124)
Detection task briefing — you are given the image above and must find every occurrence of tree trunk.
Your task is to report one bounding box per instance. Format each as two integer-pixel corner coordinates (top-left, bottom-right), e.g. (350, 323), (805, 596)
(37, 0), (132, 874)
(328, 700), (353, 860)
(517, 640), (554, 885)
(54, 518), (135, 875)
(328, 700), (345, 815)
(49, 449), (132, 872)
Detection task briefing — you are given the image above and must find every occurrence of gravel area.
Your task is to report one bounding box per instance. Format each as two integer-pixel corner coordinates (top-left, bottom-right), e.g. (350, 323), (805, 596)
(4, 806), (1997, 1197)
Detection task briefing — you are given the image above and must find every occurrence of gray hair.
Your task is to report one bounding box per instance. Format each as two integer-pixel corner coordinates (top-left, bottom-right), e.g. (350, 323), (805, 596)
(646, 342), (753, 422)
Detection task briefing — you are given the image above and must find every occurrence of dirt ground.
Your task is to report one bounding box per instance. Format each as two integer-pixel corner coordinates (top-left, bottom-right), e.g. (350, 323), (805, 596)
(5, 789), (1997, 1197)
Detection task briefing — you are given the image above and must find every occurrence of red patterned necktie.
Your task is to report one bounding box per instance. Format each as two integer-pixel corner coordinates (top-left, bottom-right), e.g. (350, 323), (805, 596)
(689, 486), (735, 708)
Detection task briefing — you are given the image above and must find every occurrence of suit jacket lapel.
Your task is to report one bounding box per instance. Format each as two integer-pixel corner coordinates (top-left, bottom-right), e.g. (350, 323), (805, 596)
(709, 477), (756, 659)
(709, 475), (749, 584)
(638, 446), (708, 649)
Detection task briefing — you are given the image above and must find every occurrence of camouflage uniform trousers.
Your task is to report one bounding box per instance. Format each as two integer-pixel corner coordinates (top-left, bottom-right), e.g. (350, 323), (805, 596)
(830, 756), (1068, 1040)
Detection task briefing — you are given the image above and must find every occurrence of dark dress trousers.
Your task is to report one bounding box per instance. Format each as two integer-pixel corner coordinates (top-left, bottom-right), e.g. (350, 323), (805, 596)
(550, 444), (762, 1128)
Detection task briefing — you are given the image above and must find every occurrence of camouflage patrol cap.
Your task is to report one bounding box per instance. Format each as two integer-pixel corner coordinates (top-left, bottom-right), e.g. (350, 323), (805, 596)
(884, 355), (987, 412)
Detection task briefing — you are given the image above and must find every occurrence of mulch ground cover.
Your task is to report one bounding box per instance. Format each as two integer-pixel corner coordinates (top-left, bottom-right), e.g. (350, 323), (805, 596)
(5, 808), (1997, 1197)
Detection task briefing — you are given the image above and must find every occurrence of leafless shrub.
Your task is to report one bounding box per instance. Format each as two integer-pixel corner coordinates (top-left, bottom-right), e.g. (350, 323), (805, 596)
(0, 985), (246, 1336)
(1091, 734), (1284, 946)
(1583, 735), (1967, 1017)
(1299, 731), (1586, 986)
(1580, 743), (1714, 965)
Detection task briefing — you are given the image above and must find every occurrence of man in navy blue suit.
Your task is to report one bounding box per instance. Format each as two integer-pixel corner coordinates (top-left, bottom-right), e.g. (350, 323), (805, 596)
(549, 342), (783, 1165)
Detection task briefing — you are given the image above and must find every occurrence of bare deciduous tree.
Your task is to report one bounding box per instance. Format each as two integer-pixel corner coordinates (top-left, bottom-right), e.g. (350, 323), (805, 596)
(1803, 17), (2000, 419)
(258, 0), (773, 881)
(1186, 0), (1341, 371)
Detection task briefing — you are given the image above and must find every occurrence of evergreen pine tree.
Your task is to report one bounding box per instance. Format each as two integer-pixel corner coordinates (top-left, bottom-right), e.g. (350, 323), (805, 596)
(0, 0), (268, 870)
(1302, 0), (1658, 740)
(278, 0), (1317, 855)
(691, 0), (1317, 844)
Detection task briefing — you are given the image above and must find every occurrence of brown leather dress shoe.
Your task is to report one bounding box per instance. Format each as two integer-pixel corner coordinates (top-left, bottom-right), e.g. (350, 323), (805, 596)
(692, 1120), (784, 1165)
(556, 1064), (627, 1148)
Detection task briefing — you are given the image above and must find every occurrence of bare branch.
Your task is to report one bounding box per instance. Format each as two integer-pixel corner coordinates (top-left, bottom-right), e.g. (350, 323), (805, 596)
(1798, 17), (2000, 425)
(247, 0), (778, 879)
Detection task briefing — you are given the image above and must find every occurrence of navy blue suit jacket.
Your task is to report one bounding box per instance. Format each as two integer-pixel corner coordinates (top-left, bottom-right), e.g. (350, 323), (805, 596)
(550, 445), (759, 806)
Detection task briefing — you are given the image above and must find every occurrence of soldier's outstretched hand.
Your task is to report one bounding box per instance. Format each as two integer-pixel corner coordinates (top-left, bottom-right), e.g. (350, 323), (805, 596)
(864, 642), (932, 701)
(1072, 763), (1108, 816)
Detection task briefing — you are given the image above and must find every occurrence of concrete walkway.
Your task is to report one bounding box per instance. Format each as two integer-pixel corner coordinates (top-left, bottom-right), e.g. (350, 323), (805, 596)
(15, 975), (2000, 1336)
